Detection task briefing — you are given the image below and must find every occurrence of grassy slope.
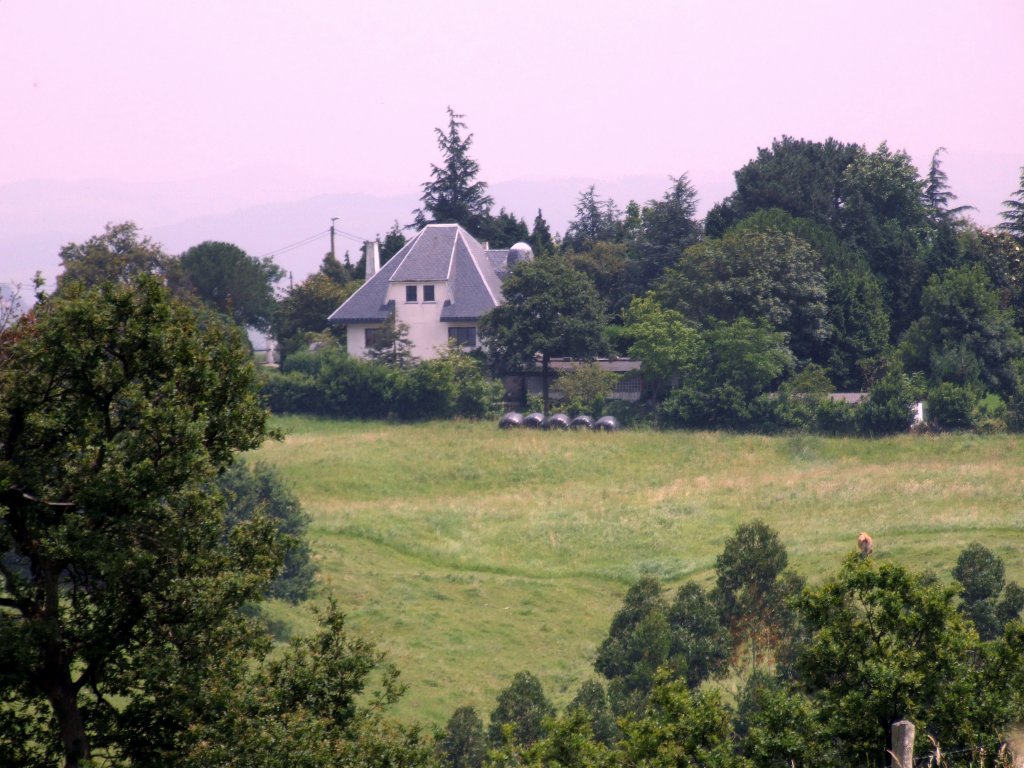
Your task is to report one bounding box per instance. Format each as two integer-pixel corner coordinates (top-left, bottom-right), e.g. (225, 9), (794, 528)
(253, 416), (1024, 725)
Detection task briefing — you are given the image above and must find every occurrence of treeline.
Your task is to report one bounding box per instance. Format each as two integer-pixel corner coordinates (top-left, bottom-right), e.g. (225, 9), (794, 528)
(435, 524), (1024, 768)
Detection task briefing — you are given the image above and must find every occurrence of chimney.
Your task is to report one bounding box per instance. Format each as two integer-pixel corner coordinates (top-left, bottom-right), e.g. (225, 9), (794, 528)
(363, 240), (381, 278)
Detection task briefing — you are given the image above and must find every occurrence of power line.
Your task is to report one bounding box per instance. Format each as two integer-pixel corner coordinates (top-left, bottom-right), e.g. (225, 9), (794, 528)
(255, 229), (330, 260)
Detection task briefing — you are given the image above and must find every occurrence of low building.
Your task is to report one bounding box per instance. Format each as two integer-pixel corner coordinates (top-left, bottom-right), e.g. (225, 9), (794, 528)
(328, 224), (532, 360)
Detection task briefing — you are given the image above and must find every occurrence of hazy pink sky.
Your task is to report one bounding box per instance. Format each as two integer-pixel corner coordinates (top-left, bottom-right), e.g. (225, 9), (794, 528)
(2, 0), (1023, 281)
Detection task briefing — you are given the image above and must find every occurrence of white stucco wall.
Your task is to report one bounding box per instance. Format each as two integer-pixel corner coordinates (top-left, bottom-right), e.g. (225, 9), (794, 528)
(345, 279), (480, 360)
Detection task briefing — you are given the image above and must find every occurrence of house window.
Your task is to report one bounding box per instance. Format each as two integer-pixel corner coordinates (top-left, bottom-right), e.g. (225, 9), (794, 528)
(365, 327), (382, 348)
(405, 285), (417, 303)
(448, 326), (477, 347)
(423, 284), (435, 302)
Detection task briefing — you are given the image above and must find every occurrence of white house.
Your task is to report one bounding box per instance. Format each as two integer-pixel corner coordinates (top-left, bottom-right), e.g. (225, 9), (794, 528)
(329, 223), (532, 359)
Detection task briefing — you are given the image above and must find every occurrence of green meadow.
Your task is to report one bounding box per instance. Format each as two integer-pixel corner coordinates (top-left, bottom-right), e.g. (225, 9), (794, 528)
(253, 416), (1024, 725)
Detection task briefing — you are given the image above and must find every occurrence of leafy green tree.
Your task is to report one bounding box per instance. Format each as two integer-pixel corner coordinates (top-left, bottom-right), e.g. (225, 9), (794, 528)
(0, 275), (274, 767)
(530, 209), (555, 256)
(667, 582), (733, 689)
(622, 295), (703, 403)
(792, 556), (1006, 767)
(659, 319), (794, 428)
(838, 143), (932, 336)
(479, 256), (606, 413)
(655, 229), (829, 363)
(594, 577), (672, 715)
(998, 166), (1024, 242)
(705, 136), (862, 237)
(273, 269), (357, 363)
(856, 367), (920, 435)
(218, 461), (316, 604)
(926, 381), (977, 431)
(566, 680), (617, 746)
(57, 221), (173, 289)
(617, 678), (750, 768)
(714, 521), (802, 669)
(488, 671), (555, 747)
(439, 705), (487, 768)
(825, 263), (892, 389)
(952, 543), (1024, 641)
(177, 602), (437, 768)
(391, 342), (500, 420)
(735, 671), (826, 768)
(900, 264), (1023, 397)
(556, 362), (618, 415)
(178, 240), (284, 330)
(626, 174), (703, 293)
(413, 107), (493, 235)
(566, 240), (632, 314)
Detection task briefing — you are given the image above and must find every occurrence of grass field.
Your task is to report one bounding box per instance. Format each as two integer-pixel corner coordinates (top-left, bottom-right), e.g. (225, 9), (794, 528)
(252, 416), (1024, 725)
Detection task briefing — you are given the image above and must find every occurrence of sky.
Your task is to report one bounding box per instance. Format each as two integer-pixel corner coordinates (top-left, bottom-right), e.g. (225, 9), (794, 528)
(2, 0), (1023, 285)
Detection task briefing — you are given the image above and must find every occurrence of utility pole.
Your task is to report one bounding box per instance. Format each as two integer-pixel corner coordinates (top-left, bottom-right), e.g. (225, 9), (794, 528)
(330, 217), (339, 261)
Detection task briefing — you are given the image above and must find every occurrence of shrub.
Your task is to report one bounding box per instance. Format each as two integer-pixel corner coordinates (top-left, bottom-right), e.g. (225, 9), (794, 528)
(927, 382), (977, 431)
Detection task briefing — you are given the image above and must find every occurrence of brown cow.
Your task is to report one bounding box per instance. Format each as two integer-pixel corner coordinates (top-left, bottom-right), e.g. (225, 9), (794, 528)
(858, 532), (873, 558)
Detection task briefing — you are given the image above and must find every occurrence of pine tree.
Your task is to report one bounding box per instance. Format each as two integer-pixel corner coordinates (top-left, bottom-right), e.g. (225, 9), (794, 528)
(530, 209), (555, 256)
(380, 220), (407, 265)
(412, 108), (493, 235)
(923, 147), (973, 223)
(998, 166), (1024, 242)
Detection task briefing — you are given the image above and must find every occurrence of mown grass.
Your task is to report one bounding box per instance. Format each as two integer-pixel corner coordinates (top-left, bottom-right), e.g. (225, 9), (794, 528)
(253, 416), (1024, 725)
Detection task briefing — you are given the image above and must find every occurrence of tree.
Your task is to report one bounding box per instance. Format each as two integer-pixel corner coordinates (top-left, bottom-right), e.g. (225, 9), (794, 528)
(563, 186), (623, 251)
(177, 240), (284, 331)
(0, 275), (274, 767)
(555, 362), (618, 415)
(218, 461), (316, 604)
(998, 166), (1024, 242)
(792, 556), (1008, 767)
(566, 680), (617, 745)
(735, 671), (826, 768)
(413, 107), (493, 235)
(380, 221), (408, 265)
(622, 295), (703, 403)
(923, 147), (974, 224)
(530, 209), (555, 256)
(476, 208), (529, 249)
(952, 543), (1023, 641)
(667, 582), (733, 689)
(714, 521), (802, 669)
(900, 264), (1023, 397)
(57, 221), (172, 289)
(365, 312), (417, 369)
(272, 269), (356, 363)
(479, 256), (606, 413)
(856, 367), (920, 435)
(439, 705), (487, 768)
(488, 670), (555, 747)
(629, 174), (703, 292)
(655, 229), (829, 363)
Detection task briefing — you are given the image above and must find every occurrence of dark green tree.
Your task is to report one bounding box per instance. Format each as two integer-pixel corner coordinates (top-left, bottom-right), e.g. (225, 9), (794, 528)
(488, 670), (555, 747)
(530, 209), (555, 256)
(856, 367), (920, 435)
(413, 107), (493, 235)
(177, 240), (284, 331)
(218, 461), (316, 604)
(563, 186), (623, 251)
(998, 166), (1024, 242)
(476, 207), (529, 249)
(735, 671), (826, 768)
(566, 680), (617, 745)
(792, 556), (1014, 767)
(714, 521), (802, 669)
(667, 582), (733, 689)
(380, 221), (408, 265)
(655, 229), (829, 363)
(479, 256), (606, 412)
(0, 276), (274, 767)
(900, 264), (1023, 397)
(952, 543), (1023, 641)
(272, 270), (356, 363)
(629, 174), (703, 292)
(57, 221), (173, 290)
(594, 577), (672, 715)
(923, 147), (974, 224)
(438, 705), (487, 768)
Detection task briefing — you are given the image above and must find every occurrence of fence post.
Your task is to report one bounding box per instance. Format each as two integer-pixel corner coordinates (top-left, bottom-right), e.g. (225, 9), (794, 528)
(891, 719), (915, 768)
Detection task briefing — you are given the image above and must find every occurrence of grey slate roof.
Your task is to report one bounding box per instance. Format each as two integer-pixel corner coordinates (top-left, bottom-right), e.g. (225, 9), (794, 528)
(328, 224), (507, 325)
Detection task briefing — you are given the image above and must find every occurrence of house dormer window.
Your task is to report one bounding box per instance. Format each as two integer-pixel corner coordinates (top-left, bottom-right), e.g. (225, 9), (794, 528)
(405, 285), (417, 303)
(423, 285), (435, 302)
